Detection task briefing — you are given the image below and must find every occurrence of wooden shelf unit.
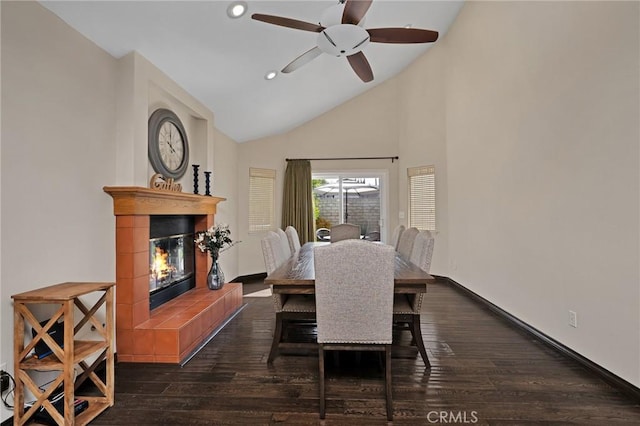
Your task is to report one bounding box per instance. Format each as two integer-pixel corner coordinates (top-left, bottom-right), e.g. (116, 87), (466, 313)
(12, 282), (115, 426)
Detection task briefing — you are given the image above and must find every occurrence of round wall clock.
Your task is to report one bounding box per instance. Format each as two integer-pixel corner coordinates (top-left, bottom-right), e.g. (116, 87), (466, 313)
(148, 108), (189, 179)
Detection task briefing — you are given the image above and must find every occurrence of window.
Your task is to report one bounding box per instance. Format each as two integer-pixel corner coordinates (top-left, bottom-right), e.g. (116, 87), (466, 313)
(408, 165), (435, 231)
(249, 168), (276, 232)
(312, 171), (386, 242)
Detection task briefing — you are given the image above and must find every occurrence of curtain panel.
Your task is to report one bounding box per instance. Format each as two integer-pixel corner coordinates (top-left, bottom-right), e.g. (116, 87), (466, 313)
(281, 160), (314, 244)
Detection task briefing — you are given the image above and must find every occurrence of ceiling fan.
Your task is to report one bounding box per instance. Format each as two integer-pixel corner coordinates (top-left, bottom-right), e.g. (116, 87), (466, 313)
(252, 0), (439, 83)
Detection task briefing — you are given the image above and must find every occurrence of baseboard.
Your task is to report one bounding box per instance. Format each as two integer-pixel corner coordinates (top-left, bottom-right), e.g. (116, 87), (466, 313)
(437, 275), (640, 401)
(231, 272), (267, 284)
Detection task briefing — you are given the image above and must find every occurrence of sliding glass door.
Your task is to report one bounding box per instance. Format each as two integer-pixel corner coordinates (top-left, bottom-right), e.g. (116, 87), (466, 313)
(312, 172), (386, 242)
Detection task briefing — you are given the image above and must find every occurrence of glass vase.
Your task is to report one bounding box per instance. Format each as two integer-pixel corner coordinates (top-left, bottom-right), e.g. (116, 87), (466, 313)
(207, 258), (225, 290)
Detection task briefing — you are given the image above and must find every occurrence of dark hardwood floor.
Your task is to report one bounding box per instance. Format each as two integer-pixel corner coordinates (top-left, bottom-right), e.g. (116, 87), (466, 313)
(90, 281), (640, 425)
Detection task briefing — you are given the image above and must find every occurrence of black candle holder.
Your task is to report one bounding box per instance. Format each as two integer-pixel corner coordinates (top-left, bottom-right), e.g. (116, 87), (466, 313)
(204, 171), (212, 196)
(192, 164), (200, 194)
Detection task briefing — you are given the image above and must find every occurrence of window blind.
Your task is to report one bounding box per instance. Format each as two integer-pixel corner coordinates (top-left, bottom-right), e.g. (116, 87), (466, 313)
(249, 168), (276, 233)
(408, 165), (436, 231)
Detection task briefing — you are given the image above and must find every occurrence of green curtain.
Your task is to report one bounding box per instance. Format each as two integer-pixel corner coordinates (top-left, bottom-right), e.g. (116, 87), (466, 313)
(281, 160), (314, 244)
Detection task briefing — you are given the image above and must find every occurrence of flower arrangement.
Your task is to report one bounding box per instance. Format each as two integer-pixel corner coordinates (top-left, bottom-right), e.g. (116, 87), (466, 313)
(194, 224), (239, 260)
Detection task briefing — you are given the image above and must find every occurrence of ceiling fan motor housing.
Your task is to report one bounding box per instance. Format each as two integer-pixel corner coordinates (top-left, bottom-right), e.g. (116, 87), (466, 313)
(317, 24), (370, 57)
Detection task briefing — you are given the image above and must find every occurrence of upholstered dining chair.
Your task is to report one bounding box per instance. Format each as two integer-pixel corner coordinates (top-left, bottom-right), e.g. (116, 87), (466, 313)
(330, 223), (360, 242)
(314, 240), (396, 420)
(284, 226), (301, 254)
(261, 231), (315, 364)
(393, 230), (435, 367)
(316, 227), (330, 241)
(396, 226), (419, 258)
(390, 224), (405, 250)
(275, 228), (293, 258)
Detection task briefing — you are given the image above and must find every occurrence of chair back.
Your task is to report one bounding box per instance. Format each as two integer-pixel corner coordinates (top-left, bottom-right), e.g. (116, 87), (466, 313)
(409, 230), (435, 273)
(397, 227), (419, 259)
(330, 223), (360, 242)
(275, 228), (293, 258)
(314, 240), (395, 344)
(364, 231), (380, 241)
(390, 225), (405, 250)
(261, 231), (287, 274)
(316, 227), (330, 241)
(285, 226), (301, 253)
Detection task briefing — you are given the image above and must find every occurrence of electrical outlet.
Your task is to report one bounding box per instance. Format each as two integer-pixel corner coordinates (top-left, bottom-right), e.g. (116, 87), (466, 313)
(569, 310), (578, 328)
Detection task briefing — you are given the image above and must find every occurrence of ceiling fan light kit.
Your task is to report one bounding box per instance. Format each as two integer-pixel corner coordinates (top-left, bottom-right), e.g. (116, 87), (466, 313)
(317, 24), (370, 57)
(251, 0), (439, 83)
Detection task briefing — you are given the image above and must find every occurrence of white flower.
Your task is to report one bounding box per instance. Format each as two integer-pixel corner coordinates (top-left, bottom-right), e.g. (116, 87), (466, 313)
(194, 224), (240, 256)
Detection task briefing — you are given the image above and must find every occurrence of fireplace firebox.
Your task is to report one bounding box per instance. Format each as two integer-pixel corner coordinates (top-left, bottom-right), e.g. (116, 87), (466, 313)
(149, 215), (195, 310)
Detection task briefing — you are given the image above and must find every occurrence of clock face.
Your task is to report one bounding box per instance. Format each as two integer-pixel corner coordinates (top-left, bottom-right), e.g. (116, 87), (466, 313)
(158, 121), (185, 172)
(148, 109), (189, 179)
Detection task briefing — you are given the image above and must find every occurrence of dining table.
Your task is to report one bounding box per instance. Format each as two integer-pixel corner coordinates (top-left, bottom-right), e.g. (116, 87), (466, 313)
(265, 241), (436, 294)
(264, 241), (435, 362)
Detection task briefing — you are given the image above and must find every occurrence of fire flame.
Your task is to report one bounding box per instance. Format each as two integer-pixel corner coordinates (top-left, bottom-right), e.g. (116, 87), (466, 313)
(150, 246), (176, 282)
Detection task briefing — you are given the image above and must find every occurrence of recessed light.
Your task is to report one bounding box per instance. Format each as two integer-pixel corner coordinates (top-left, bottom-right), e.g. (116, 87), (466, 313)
(227, 2), (247, 19)
(264, 71), (278, 80)
(404, 24), (413, 29)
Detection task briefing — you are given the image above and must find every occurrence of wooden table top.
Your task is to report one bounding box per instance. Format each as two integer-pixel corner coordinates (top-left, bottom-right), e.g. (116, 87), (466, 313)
(11, 281), (115, 302)
(265, 242), (435, 294)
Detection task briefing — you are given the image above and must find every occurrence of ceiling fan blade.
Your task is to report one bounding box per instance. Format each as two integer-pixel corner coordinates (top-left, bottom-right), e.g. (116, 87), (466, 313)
(252, 13), (324, 33)
(342, 0), (373, 25)
(347, 51), (373, 83)
(281, 47), (323, 74)
(368, 28), (439, 43)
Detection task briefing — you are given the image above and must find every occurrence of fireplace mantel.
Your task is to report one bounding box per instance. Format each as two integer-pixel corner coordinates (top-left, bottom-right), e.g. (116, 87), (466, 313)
(103, 186), (225, 215)
(103, 186), (242, 363)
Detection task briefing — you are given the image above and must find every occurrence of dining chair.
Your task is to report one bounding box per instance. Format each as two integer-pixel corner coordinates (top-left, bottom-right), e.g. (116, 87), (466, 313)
(393, 230), (434, 367)
(390, 224), (405, 250)
(314, 239), (395, 420)
(316, 227), (330, 241)
(364, 230), (380, 241)
(396, 226), (419, 258)
(261, 231), (315, 364)
(275, 228), (293, 258)
(330, 223), (360, 242)
(285, 225), (301, 253)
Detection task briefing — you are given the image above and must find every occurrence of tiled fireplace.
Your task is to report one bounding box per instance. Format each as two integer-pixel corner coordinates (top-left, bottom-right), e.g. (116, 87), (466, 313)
(104, 187), (243, 363)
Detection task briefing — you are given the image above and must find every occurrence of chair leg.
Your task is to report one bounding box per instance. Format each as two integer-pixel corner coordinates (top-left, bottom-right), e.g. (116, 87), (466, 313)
(319, 345), (326, 419)
(268, 312), (283, 364)
(385, 345), (393, 421)
(410, 314), (431, 368)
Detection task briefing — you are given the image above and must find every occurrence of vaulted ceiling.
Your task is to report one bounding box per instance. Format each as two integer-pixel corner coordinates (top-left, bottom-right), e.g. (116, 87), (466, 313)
(41, 1), (464, 142)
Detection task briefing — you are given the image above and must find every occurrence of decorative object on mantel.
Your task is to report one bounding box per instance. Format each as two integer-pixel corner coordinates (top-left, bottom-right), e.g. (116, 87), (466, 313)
(149, 173), (183, 192)
(194, 224), (240, 290)
(204, 171), (212, 196)
(192, 164), (200, 194)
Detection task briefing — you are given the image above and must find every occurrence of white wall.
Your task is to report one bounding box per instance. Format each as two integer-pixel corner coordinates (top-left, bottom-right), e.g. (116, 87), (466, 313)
(237, 79), (401, 275)
(0, 2), (118, 421)
(214, 129), (240, 280)
(396, 42), (449, 276)
(443, 1), (639, 385)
